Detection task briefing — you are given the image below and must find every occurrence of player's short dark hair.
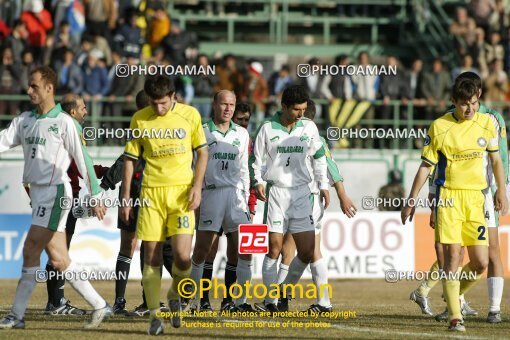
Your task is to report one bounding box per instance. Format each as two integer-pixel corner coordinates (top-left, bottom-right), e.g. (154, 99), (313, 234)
(304, 99), (316, 120)
(144, 76), (175, 100)
(31, 66), (58, 94)
(234, 102), (252, 116)
(452, 78), (478, 102)
(61, 93), (81, 114)
(136, 90), (150, 110)
(454, 71), (482, 90)
(281, 85), (309, 107)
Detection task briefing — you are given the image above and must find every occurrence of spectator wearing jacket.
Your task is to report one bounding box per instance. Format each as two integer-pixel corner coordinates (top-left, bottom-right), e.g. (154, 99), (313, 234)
(55, 48), (84, 95)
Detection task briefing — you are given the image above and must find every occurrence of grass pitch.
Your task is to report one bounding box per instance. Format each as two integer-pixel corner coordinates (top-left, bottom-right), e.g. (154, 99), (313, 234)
(0, 279), (508, 339)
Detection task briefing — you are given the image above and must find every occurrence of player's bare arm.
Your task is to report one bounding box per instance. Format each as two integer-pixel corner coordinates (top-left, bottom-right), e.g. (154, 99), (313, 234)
(428, 192), (436, 228)
(254, 183), (266, 202)
(320, 189), (330, 209)
(120, 157), (135, 224)
(334, 181), (357, 218)
(489, 151), (508, 214)
(189, 146), (208, 210)
(401, 161), (433, 224)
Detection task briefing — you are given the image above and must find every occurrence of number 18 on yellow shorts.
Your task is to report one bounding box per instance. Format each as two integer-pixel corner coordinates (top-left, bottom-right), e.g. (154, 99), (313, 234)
(136, 185), (195, 242)
(435, 187), (488, 246)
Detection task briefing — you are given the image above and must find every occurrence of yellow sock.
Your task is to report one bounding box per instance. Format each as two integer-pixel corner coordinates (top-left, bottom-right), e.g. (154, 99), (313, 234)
(168, 263), (192, 300)
(418, 261), (440, 297)
(443, 278), (461, 321)
(459, 264), (482, 296)
(142, 265), (162, 312)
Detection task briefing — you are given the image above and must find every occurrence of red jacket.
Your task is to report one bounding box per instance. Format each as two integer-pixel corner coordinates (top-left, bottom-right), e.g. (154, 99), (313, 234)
(20, 10), (53, 48)
(0, 20), (11, 41)
(68, 160), (108, 195)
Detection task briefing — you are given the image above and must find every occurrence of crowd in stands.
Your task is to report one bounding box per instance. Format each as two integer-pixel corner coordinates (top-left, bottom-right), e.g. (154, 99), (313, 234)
(449, 1), (510, 104)
(0, 0), (509, 136)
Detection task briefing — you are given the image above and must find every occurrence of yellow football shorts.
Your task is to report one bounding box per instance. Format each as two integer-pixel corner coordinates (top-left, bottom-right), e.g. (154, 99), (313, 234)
(435, 187), (488, 246)
(136, 185), (195, 241)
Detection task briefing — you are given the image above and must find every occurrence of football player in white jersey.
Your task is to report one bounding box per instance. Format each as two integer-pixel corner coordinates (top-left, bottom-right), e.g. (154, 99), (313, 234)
(277, 99), (357, 313)
(189, 90), (254, 312)
(250, 85), (329, 313)
(0, 67), (112, 329)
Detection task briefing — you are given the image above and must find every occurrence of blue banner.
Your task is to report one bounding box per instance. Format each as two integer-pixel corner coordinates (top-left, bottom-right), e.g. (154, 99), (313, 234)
(0, 214), (48, 278)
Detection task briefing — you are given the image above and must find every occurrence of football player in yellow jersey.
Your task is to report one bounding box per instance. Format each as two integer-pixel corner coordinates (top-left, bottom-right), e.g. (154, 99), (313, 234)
(401, 79), (508, 332)
(410, 72), (508, 323)
(120, 76), (208, 335)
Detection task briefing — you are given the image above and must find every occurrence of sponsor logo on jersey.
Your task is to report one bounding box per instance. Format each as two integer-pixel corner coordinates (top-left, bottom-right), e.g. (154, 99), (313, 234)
(208, 141), (217, 147)
(273, 221), (282, 226)
(270, 136), (280, 142)
(232, 138), (241, 147)
(277, 146), (304, 153)
(477, 137), (487, 147)
(203, 220), (212, 225)
(22, 124), (29, 129)
(212, 152), (237, 160)
(453, 151), (484, 161)
(25, 136), (46, 145)
(151, 144), (186, 157)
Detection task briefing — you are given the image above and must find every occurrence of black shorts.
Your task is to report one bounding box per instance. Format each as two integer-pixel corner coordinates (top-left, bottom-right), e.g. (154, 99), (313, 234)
(117, 205), (140, 232)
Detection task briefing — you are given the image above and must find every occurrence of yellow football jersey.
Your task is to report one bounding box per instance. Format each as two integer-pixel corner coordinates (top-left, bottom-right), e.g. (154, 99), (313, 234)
(422, 112), (498, 190)
(124, 102), (207, 187)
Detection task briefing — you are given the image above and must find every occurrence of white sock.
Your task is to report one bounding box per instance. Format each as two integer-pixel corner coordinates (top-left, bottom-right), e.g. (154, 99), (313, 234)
(310, 259), (331, 307)
(190, 259), (204, 296)
(277, 263), (289, 285)
(11, 267), (38, 319)
(235, 258), (253, 305)
(262, 256), (278, 304)
(488, 277), (504, 313)
(64, 262), (105, 310)
(282, 256), (308, 298)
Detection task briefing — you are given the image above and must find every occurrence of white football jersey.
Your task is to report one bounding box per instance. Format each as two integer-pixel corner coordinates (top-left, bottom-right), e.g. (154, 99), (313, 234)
(203, 120), (250, 201)
(250, 113), (328, 189)
(0, 105), (102, 196)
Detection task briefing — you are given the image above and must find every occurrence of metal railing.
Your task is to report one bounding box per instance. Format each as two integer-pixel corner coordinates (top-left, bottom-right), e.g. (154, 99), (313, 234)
(1, 95), (509, 149)
(169, 0), (409, 45)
